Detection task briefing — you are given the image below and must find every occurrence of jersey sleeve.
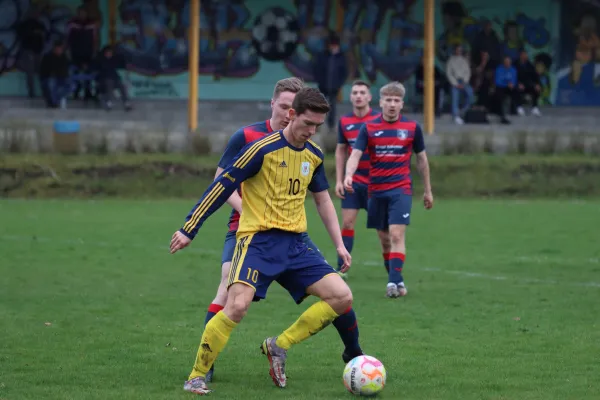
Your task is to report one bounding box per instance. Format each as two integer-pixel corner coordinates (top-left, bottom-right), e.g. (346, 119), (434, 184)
(180, 142), (264, 239)
(308, 162), (330, 193)
(353, 125), (368, 152)
(337, 120), (347, 144)
(217, 129), (246, 168)
(413, 123), (425, 153)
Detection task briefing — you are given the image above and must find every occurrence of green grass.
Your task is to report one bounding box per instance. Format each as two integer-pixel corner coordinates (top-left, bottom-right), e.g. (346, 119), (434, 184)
(1, 199), (600, 399)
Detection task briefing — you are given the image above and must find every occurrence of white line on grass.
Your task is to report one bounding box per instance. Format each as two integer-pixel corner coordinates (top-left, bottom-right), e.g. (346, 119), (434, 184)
(3, 234), (600, 288)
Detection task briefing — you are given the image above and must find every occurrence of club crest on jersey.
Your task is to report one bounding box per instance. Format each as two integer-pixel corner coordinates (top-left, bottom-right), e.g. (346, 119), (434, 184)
(397, 129), (409, 139)
(301, 162), (310, 176)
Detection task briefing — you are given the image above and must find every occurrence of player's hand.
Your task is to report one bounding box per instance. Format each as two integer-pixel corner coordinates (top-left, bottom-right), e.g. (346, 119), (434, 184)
(335, 181), (346, 199)
(337, 246), (352, 273)
(343, 176), (354, 193)
(170, 231), (191, 254)
(423, 191), (434, 210)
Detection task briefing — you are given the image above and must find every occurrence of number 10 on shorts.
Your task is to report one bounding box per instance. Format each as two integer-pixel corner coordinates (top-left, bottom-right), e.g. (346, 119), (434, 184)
(246, 268), (259, 283)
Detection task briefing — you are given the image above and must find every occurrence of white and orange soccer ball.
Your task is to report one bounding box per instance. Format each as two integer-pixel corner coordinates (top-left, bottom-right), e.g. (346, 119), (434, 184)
(343, 355), (387, 396)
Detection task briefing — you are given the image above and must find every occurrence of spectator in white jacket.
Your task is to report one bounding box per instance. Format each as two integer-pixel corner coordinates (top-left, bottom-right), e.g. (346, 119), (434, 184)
(446, 45), (475, 124)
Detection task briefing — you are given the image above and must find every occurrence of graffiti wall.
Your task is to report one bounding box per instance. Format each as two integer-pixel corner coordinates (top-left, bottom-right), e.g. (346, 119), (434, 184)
(555, 0), (600, 106)
(0, 0), (593, 106)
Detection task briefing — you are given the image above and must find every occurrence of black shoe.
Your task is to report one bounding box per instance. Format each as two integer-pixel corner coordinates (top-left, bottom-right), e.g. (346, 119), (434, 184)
(342, 349), (364, 363)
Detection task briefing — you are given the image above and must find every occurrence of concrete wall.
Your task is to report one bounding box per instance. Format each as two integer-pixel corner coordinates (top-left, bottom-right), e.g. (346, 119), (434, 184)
(1, 0), (599, 105)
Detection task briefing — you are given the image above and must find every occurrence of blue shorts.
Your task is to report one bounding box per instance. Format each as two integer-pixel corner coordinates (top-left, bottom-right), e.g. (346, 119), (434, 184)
(367, 190), (412, 231)
(341, 182), (369, 210)
(221, 230), (237, 264)
(222, 230), (322, 264)
(228, 230), (336, 304)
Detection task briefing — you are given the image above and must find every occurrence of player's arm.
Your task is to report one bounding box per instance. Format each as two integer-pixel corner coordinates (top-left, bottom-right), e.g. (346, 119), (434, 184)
(414, 124), (433, 209)
(343, 125), (367, 191)
(310, 163), (351, 271)
(172, 143), (264, 249)
(215, 130), (247, 214)
(335, 121), (349, 198)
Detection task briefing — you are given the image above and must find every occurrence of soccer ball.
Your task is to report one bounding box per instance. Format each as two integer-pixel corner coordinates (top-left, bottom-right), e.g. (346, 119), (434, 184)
(343, 355), (386, 396)
(251, 7), (300, 61)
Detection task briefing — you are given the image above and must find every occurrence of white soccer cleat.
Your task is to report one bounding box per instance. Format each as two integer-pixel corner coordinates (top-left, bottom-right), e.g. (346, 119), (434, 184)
(183, 376), (212, 395)
(397, 282), (408, 296)
(386, 283), (399, 298)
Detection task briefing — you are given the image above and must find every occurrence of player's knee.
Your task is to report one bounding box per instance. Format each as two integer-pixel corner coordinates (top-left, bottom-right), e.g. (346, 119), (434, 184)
(324, 283), (353, 315)
(341, 219), (355, 230)
(223, 284), (253, 322)
(388, 229), (405, 246)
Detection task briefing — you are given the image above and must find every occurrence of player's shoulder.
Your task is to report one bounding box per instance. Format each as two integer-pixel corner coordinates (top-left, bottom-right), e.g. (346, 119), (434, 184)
(398, 116), (421, 129)
(364, 115), (383, 128)
(306, 139), (325, 160)
(238, 120), (271, 141)
(245, 130), (284, 153)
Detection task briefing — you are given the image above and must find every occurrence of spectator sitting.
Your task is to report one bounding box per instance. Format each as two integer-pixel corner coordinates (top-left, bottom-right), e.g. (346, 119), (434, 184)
(94, 45), (132, 111)
(415, 56), (448, 116)
(491, 56), (518, 124)
(515, 49), (542, 117)
(446, 45), (474, 125)
(67, 6), (98, 102)
(40, 42), (71, 109)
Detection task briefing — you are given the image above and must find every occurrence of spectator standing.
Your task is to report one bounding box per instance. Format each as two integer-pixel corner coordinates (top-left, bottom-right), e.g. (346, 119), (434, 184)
(446, 45), (474, 125)
(312, 33), (348, 133)
(515, 49), (542, 117)
(470, 20), (501, 68)
(40, 42), (71, 109)
(16, 9), (46, 98)
(67, 6), (98, 102)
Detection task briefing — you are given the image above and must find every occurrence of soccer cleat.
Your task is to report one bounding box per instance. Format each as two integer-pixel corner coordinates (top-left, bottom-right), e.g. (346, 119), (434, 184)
(342, 349), (364, 364)
(183, 376), (212, 395)
(260, 336), (287, 388)
(205, 366), (214, 383)
(398, 282), (408, 296)
(386, 283), (400, 298)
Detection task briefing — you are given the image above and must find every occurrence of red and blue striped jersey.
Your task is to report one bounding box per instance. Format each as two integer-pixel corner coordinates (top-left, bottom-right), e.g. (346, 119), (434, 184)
(217, 120), (274, 231)
(354, 116), (425, 195)
(338, 109), (380, 185)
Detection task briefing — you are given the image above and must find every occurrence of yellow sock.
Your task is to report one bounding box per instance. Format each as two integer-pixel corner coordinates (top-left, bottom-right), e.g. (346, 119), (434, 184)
(276, 301), (339, 350)
(188, 311), (237, 380)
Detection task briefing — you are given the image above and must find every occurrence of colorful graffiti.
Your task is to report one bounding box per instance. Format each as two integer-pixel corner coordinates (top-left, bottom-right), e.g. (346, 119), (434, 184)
(0, 0), (598, 106)
(555, 0), (600, 106)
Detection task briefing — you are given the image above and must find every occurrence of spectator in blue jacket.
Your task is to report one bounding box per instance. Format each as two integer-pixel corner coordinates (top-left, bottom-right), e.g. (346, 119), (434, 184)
(312, 33), (348, 132)
(491, 56), (519, 123)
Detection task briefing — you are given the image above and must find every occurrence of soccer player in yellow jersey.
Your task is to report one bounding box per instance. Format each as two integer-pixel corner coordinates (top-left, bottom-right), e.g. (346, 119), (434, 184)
(170, 88), (355, 395)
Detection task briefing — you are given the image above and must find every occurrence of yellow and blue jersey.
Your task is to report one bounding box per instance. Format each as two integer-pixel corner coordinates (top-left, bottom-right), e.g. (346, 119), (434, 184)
(179, 131), (329, 239)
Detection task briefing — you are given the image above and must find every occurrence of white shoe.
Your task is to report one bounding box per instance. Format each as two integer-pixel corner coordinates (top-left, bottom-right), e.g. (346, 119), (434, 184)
(454, 116), (464, 125)
(531, 107), (541, 117)
(397, 282), (408, 297)
(386, 283), (399, 298)
(517, 106), (525, 116)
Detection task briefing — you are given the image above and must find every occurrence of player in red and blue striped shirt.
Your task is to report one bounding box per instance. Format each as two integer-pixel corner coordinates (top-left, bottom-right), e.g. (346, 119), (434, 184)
(344, 82), (434, 298)
(335, 80), (380, 276)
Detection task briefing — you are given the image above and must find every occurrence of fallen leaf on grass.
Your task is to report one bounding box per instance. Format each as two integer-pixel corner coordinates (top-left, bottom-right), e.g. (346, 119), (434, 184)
(44, 322), (52, 326)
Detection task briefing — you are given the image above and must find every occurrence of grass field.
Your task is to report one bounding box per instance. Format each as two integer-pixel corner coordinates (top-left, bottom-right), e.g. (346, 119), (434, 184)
(1, 198), (599, 399)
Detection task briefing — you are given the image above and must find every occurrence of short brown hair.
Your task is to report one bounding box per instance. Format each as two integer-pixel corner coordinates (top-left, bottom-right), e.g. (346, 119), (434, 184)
(292, 87), (330, 115)
(351, 80), (370, 89)
(380, 81), (405, 98)
(273, 77), (305, 99)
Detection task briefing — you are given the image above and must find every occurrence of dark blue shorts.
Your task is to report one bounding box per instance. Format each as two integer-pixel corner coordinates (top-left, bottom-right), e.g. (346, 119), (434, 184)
(367, 190), (412, 231)
(222, 230), (322, 264)
(221, 230), (238, 264)
(341, 182), (369, 210)
(227, 230), (336, 304)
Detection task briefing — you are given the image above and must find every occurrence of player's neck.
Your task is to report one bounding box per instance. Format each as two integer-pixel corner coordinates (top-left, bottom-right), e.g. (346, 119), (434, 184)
(353, 107), (370, 118)
(383, 114), (400, 123)
(282, 127), (304, 149)
(269, 117), (279, 131)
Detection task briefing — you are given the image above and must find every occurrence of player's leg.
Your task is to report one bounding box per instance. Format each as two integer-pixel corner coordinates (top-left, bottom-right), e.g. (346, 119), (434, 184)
(338, 182), (363, 274)
(202, 231), (236, 382)
(185, 233), (278, 394)
(295, 234), (363, 361)
(367, 195), (392, 274)
(386, 193), (413, 298)
(203, 231), (237, 327)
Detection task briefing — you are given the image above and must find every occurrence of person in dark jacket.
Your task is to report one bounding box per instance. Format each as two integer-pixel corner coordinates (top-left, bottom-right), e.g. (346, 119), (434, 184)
(67, 6), (98, 101)
(312, 34), (348, 132)
(470, 20), (501, 68)
(415, 56), (448, 116)
(93, 45), (132, 111)
(515, 49), (542, 116)
(39, 42), (71, 108)
(16, 9), (47, 98)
